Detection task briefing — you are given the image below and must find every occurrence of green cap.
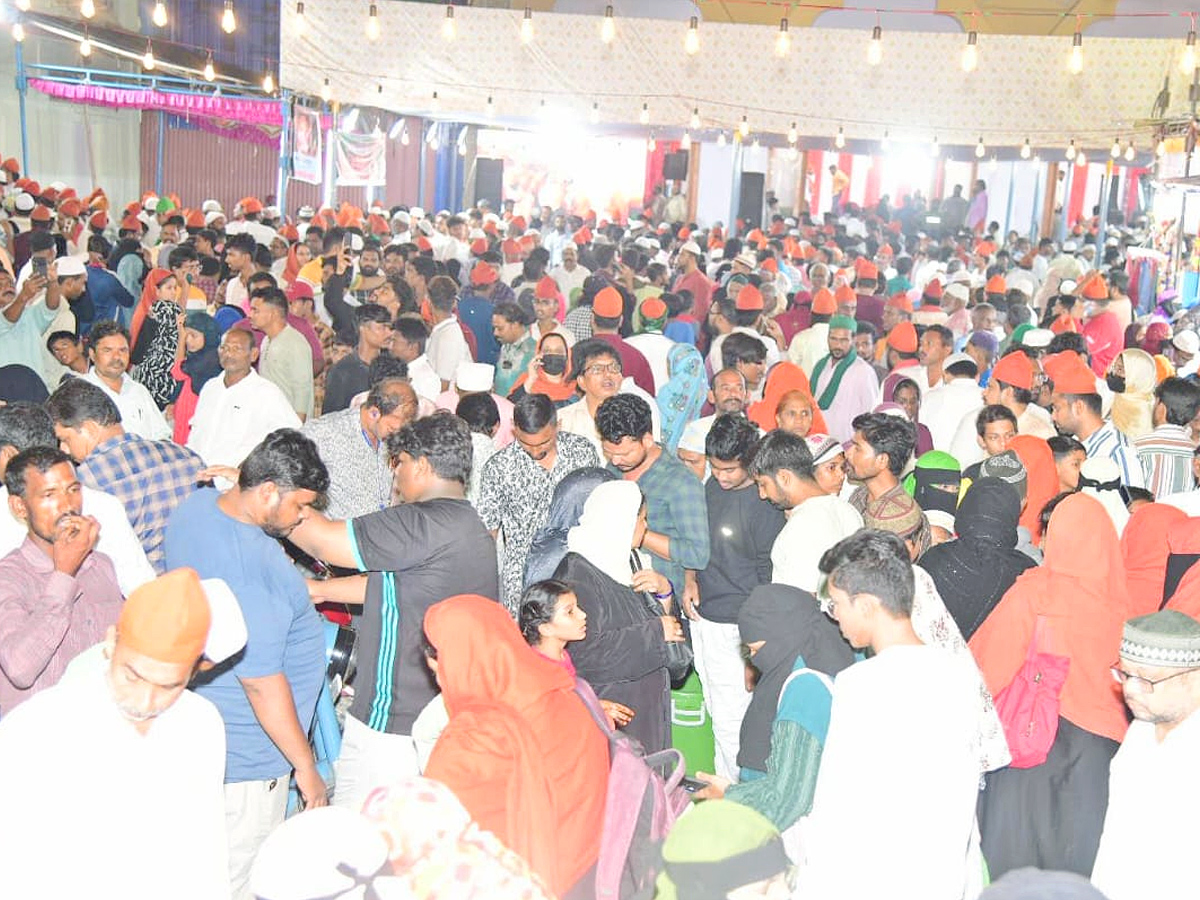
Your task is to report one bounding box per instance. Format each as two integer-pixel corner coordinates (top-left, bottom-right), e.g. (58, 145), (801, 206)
(828, 315), (857, 332)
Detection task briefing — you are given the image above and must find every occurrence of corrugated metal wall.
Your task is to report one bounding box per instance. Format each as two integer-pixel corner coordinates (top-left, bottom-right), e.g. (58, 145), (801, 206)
(139, 112), (432, 217)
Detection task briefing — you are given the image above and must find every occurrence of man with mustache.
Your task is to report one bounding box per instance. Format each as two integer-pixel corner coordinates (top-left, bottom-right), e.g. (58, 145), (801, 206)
(0, 446), (122, 713)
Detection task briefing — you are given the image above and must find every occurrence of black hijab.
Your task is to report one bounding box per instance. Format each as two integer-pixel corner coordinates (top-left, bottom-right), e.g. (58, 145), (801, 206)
(522, 467), (616, 588)
(918, 477), (1037, 640)
(736, 583), (854, 773)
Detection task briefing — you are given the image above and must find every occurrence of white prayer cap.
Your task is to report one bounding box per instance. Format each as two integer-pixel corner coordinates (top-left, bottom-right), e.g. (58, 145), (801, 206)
(250, 807), (388, 900)
(142, 195), (159, 211)
(410, 206), (426, 219)
(1022, 328), (1055, 349)
(14, 192), (35, 213)
(201, 199), (224, 214)
(54, 256), (87, 278)
(391, 210), (410, 224)
(204, 210), (226, 226)
(945, 283), (970, 304)
(1173, 330), (1200, 355)
(679, 240), (703, 257)
(455, 361), (494, 393)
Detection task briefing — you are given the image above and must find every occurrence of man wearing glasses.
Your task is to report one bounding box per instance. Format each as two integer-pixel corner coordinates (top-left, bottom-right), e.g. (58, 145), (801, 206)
(556, 339), (659, 458)
(1092, 610), (1200, 900)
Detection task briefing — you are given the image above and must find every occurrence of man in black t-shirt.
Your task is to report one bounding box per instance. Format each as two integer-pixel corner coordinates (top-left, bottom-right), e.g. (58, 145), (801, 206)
(289, 412), (499, 811)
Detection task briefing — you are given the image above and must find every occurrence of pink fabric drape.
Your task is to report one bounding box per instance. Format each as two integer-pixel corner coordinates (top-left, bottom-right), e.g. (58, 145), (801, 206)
(29, 78), (282, 125)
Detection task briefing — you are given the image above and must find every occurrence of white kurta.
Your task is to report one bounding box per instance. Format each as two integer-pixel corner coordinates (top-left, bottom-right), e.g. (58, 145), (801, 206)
(920, 377), (983, 453)
(0, 649), (229, 899)
(83, 370), (171, 440)
(187, 369), (302, 468)
(812, 355), (881, 443)
(770, 495), (863, 594)
(1092, 713), (1200, 900)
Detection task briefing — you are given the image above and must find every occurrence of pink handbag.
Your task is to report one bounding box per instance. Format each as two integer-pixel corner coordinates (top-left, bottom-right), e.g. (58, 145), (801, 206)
(993, 616), (1071, 769)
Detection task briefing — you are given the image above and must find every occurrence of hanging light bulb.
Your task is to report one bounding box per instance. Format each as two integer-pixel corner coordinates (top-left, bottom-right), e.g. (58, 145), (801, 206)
(80, 0), (95, 19)
(600, 5), (615, 44)
(15, 0), (30, 11)
(427, 125), (440, 150)
(1065, 139), (1076, 161)
(681, 132), (692, 150)
(389, 116), (405, 140)
(341, 107), (360, 133)
(221, 0), (236, 34)
(377, 82), (383, 94)
(787, 121), (798, 144)
(648, 136), (657, 152)
(1183, 26), (1197, 74)
(988, 155), (998, 172)
(962, 31), (978, 72)
(12, 21), (25, 42)
(740, 115), (751, 138)
(203, 51), (215, 82)
(263, 71), (275, 93)
(1076, 150), (1087, 167)
(880, 131), (890, 153)
(1111, 137), (1121, 159)
(752, 137), (761, 149)
(684, 16), (700, 55)
(1068, 31), (1083, 74)
(142, 40), (156, 70)
(366, 3), (380, 40)
(775, 17), (791, 57)
(295, 1), (306, 33)
(834, 125), (845, 149)
(930, 135), (940, 157)
(320, 77), (332, 102)
(152, 0), (167, 27)
(867, 25), (883, 66)
(486, 95), (495, 117)
(431, 90), (440, 113)
(690, 107), (700, 130)
(717, 131), (727, 147)
(590, 101), (600, 124)
(1021, 138), (1032, 159)
(975, 136), (986, 158)
(442, 4), (456, 40)
(1157, 138), (1167, 157)
(538, 98), (550, 119)
(639, 102), (650, 125)
(1124, 140), (1135, 162)
(400, 125), (410, 146)
(520, 6), (534, 43)
(79, 29), (92, 57)
(457, 131), (468, 157)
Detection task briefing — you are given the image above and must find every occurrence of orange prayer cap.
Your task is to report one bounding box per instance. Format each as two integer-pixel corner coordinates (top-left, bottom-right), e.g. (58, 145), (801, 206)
(118, 569), (209, 665)
(470, 261), (497, 286)
(859, 260), (878, 280)
(483, 220), (498, 236)
(416, 236), (433, 253)
(735, 284), (764, 312)
(812, 288), (836, 315)
(761, 257), (778, 274)
(124, 201), (141, 216)
(990, 351), (1035, 390)
(876, 243), (894, 258)
(185, 209), (205, 229)
(30, 206), (52, 223)
(746, 228), (765, 244)
(923, 278), (943, 300)
(470, 237), (488, 256)
(367, 214), (390, 236)
(1044, 352), (1097, 394)
(1, 158), (18, 174)
(510, 215), (527, 231)
(280, 224), (299, 242)
(41, 187), (60, 203)
(887, 293), (913, 313)
(572, 227), (592, 245)
(976, 240), (997, 256)
(641, 295), (668, 321)
(60, 188), (78, 201)
(593, 286), (624, 318)
(242, 196), (264, 214)
(887, 321), (918, 353)
(802, 244), (816, 261)
(89, 211), (108, 229)
(58, 199), (82, 217)
(679, 227), (692, 240)
(986, 275), (1007, 294)
(501, 238), (523, 262)
(1154, 354), (1176, 384)
(519, 234), (537, 252)
(120, 214), (143, 232)
(24, 181), (41, 196)
(834, 284), (856, 305)
(535, 276), (562, 300)
(1081, 274), (1109, 301)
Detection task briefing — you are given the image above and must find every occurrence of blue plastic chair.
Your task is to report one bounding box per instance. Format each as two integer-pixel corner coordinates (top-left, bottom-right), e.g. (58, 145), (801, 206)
(287, 622), (345, 814)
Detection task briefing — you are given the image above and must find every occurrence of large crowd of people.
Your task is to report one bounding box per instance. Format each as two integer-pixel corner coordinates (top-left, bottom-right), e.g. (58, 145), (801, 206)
(1, 159), (1199, 900)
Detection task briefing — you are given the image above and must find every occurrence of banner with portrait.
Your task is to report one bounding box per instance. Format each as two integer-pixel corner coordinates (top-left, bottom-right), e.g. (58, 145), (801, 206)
(291, 105), (323, 185)
(334, 129), (386, 186)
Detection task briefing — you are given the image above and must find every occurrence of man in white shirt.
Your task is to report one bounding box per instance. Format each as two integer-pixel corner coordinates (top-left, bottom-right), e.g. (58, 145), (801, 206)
(425, 277), (471, 392)
(707, 288), (781, 375)
(0, 404), (154, 596)
(549, 242), (590, 302)
(920, 353), (983, 452)
(1092, 610), (1200, 900)
(188, 328), (301, 469)
(0, 568), (244, 900)
(949, 349), (1054, 465)
(389, 316), (441, 403)
(81, 320), (171, 440)
(801, 529), (981, 900)
(750, 430), (862, 595)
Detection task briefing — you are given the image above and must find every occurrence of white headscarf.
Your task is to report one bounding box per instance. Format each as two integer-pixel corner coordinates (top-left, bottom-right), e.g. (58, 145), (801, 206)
(1080, 457), (1130, 537)
(566, 480), (643, 586)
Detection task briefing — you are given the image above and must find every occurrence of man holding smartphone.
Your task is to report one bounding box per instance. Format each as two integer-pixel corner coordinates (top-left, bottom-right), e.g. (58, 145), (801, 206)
(0, 252), (64, 389)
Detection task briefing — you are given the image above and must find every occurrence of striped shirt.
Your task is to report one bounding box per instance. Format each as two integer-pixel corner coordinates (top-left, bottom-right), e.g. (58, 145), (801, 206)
(1134, 424), (1196, 498)
(1083, 421), (1146, 489)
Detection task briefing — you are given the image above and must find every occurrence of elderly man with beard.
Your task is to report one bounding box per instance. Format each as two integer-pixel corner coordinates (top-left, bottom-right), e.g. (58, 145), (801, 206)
(810, 315), (880, 442)
(0, 447), (123, 713)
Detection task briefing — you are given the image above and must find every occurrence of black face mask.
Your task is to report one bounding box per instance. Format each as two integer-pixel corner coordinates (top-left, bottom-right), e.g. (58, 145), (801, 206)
(541, 354), (567, 376)
(1106, 373), (1126, 393)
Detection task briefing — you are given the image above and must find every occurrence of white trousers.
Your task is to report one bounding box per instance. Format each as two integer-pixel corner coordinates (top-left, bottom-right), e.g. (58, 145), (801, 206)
(690, 616), (753, 781)
(333, 713), (421, 812)
(225, 777), (289, 900)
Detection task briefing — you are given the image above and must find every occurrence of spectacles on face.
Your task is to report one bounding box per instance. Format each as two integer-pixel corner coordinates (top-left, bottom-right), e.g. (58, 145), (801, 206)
(584, 363), (622, 377)
(1111, 664), (1200, 694)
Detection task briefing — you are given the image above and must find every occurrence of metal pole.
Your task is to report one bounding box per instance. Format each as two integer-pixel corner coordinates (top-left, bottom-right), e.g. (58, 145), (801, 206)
(417, 121), (429, 210)
(1096, 167), (1111, 256)
(1058, 162), (1073, 245)
(1003, 163), (1016, 238)
(1176, 66), (1200, 291)
(155, 111), (166, 197)
(16, 41), (30, 175)
(1029, 163), (1043, 244)
(728, 137), (744, 235)
(276, 93), (291, 217)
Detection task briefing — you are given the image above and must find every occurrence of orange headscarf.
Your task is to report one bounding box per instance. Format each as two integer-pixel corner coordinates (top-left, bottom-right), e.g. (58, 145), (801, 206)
(423, 595), (608, 896)
(507, 332), (577, 403)
(281, 243), (305, 287)
(969, 493), (1131, 744)
(1164, 518), (1200, 620)
(1122, 503), (1187, 616)
(747, 361), (827, 435)
(1007, 435), (1058, 545)
(130, 268), (176, 348)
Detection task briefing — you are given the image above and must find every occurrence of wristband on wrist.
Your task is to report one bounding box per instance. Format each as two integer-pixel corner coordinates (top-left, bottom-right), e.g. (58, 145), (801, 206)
(653, 589), (674, 600)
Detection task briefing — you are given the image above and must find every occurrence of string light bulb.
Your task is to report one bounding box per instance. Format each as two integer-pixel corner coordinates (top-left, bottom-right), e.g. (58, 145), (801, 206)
(1157, 138), (1167, 156)
(1021, 138), (1031, 159)
(79, 29), (92, 56)
(775, 18), (791, 57)
(690, 107), (700, 130)
(152, 0), (167, 27)
(1111, 137), (1121, 159)
(366, 3), (380, 40)
(1124, 140), (1135, 162)
(1068, 31), (1083, 74)
(1065, 139), (1076, 161)
(681, 132), (692, 151)
(880, 131), (890, 153)
(520, 6), (533, 43)
(590, 101), (600, 124)
(203, 51), (215, 82)
(263, 71), (275, 93)
(600, 5), (615, 44)
(221, 0), (236, 34)
(639, 102), (650, 125)
(930, 135), (940, 157)
(1183, 26), (1197, 74)
(648, 136), (657, 152)
(295, 1), (306, 33)
(740, 114), (751, 138)
(81, 0), (95, 19)
(15, 0), (29, 10)
(787, 122), (798, 144)
(428, 130), (440, 151)
(684, 16), (699, 55)
(975, 136), (986, 158)
(717, 131), (727, 147)
(400, 125), (410, 146)
(962, 31), (978, 72)
(442, 4), (456, 40)
(867, 24), (883, 66)
(430, 90), (440, 113)
(12, 21), (25, 41)
(1076, 150), (1087, 167)
(834, 125), (845, 149)
(486, 95), (495, 117)
(320, 77), (332, 102)
(142, 40), (156, 70)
